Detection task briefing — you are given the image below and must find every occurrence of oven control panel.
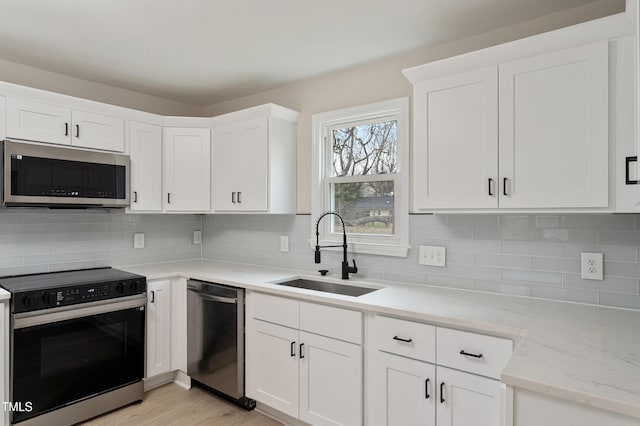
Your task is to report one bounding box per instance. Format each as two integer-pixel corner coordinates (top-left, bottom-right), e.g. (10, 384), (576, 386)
(13, 278), (146, 313)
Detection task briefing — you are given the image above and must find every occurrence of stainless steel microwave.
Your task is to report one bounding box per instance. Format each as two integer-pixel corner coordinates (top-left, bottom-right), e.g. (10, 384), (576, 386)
(2, 140), (130, 208)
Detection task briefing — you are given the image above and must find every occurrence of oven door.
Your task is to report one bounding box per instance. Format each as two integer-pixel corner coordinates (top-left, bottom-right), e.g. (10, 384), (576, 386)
(11, 295), (145, 424)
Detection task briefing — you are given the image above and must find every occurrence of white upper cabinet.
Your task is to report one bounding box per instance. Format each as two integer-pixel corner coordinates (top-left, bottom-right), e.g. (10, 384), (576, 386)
(413, 67), (498, 210)
(7, 98), (72, 145)
(6, 98), (125, 151)
(129, 121), (162, 212)
(498, 41), (609, 209)
(211, 104), (299, 214)
(72, 110), (125, 152)
(406, 37), (616, 212)
(163, 127), (211, 212)
(0, 96), (6, 141)
(212, 117), (268, 211)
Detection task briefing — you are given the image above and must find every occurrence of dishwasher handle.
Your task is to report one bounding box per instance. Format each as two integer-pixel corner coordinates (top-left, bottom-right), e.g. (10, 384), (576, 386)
(188, 288), (237, 304)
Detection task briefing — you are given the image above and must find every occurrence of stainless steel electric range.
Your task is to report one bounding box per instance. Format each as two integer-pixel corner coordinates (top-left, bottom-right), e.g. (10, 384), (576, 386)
(0, 267), (146, 425)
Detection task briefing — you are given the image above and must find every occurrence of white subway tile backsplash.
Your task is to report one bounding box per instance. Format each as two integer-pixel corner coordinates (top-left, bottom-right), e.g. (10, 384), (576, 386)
(599, 292), (640, 310)
(202, 214), (640, 309)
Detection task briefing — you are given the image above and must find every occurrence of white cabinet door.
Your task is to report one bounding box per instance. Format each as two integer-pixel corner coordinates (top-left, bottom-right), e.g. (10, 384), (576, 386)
(299, 331), (362, 426)
(436, 366), (501, 426)
(163, 127), (211, 212)
(413, 67), (498, 210)
(129, 122), (162, 211)
(236, 117), (268, 211)
(211, 122), (239, 211)
(71, 110), (124, 152)
(499, 41), (609, 208)
(211, 118), (268, 212)
(374, 351), (436, 426)
(6, 98), (71, 145)
(146, 279), (172, 378)
(246, 320), (299, 418)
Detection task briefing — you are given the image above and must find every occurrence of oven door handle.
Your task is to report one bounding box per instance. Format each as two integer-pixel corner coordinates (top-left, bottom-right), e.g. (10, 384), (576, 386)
(13, 294), (147, 329)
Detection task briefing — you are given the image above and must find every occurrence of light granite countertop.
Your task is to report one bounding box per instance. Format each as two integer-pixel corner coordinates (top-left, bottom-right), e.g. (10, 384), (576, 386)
(121, 259), (640, 419)
(0, 288), (9, 301)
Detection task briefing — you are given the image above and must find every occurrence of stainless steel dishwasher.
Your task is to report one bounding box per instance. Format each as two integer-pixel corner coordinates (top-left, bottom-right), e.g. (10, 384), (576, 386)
(186, 279), (255, 410)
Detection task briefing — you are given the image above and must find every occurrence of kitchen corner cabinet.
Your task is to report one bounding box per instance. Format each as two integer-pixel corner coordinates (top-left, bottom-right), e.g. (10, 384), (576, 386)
(211, 104), (298, 213)
(6, 98), (125, 151)
(146, 279), (171, 378)
(163, 127), (211, 212)
(246, 292), (363, 426)
(410, 40), (609, 211)
(128, 121), (162, 212)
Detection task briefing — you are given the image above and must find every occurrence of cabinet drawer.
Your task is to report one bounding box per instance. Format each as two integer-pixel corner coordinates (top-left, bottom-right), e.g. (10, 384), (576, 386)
(374, 315), (436, 362)
(300, 301), (362, 344)
(248, 292), (299, 329)
(436, 327), (512, 379)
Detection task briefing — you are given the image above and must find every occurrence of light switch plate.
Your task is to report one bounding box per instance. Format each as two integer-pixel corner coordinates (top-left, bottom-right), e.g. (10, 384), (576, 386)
(581, 252), (603, 280)
(193, 230), (202, 245)
(134, 233), (145, 249)
(419, 245), (446, 267)
(280, 236), (289, 253)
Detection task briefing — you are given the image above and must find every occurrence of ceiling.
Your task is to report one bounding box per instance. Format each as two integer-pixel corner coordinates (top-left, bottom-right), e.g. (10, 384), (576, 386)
(0, 0), (610, 106)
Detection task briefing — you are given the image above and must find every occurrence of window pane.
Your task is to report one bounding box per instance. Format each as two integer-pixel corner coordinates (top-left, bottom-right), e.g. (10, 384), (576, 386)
(332, 120), (397, 177)
(331, 181), (394, 235)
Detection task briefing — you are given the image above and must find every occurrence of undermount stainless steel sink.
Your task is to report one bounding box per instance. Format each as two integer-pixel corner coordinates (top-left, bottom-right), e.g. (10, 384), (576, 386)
(272, 278), (379, 297)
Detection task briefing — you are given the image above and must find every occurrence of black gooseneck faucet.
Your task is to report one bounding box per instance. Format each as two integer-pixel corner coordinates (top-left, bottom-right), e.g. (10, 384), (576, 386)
(315, 211), (358, 280)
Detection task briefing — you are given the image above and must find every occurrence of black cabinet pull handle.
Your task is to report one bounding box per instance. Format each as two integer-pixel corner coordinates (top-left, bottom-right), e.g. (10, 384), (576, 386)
(460, 349), (483, 358)
(150, 290), (155, 303)
(232, 192), (236, 203)
(238, 191), (242, 203)
(425, 378), (430, 399)
(626, 156), (638, 184)
(75, 124), (80, 138)
(290, 341), (296, 357)
(393, 336), (413, 343)
(503, 177), (508, 196)
(488, 178), (494, 196)
(64, 122), (69, 136)
(299, 343), (305, 359)
(440, 382), (445, 403)
(167, 193), (171, 204)
(133, 191), (138, 203)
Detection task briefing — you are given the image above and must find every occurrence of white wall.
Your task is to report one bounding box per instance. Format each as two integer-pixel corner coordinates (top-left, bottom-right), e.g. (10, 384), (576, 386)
(0, 58), (201, 116)
(201, 0), (624, 213)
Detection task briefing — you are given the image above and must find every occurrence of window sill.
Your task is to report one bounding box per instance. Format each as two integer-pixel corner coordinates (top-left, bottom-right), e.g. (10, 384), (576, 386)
(308, 239), (410, 257)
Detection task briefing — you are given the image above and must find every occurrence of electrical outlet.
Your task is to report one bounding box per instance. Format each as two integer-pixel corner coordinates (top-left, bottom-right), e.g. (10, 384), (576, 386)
(419, 245), (446, 267)
(280, 236), (289, 253)
(193, 230), (202, 245)
(581, 252), (603, 280)
(134, 233), (145, 249)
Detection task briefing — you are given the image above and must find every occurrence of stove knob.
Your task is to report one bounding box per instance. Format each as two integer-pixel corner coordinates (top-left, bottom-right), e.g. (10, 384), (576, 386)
(41, 292), (51, 305)
(116, 282), (125, 294)
(129, 280), (140, 293)
(22, 295), (32, 308)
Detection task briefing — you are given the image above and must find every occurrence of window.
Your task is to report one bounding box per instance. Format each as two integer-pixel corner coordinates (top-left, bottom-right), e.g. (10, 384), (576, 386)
(311, 98), (409, 257)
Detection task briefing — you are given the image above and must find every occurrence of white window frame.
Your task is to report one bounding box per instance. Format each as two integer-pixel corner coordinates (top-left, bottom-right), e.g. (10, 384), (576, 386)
(311, 97), (410, 257)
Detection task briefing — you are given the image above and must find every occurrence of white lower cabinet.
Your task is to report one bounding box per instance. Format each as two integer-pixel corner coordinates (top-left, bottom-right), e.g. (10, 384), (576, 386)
(146, 279), (171, 378)
(299, 331), (362, 426)
(246, 292), (363, 425)
(437, 366), (502, 426)
(374, 351), (436, 426)
(372, 315), (512, 426)
(249, 320), (299, 418)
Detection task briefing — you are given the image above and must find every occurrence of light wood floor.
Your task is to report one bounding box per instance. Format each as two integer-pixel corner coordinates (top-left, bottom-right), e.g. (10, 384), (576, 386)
(82, 383), (281, 426)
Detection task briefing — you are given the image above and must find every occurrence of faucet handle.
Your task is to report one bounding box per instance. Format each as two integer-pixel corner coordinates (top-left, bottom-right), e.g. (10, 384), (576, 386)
(350, 259), (358, 273)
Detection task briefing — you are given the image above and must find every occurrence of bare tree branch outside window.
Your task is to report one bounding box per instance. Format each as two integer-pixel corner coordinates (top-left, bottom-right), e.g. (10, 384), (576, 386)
(330, 120), (397, 235)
